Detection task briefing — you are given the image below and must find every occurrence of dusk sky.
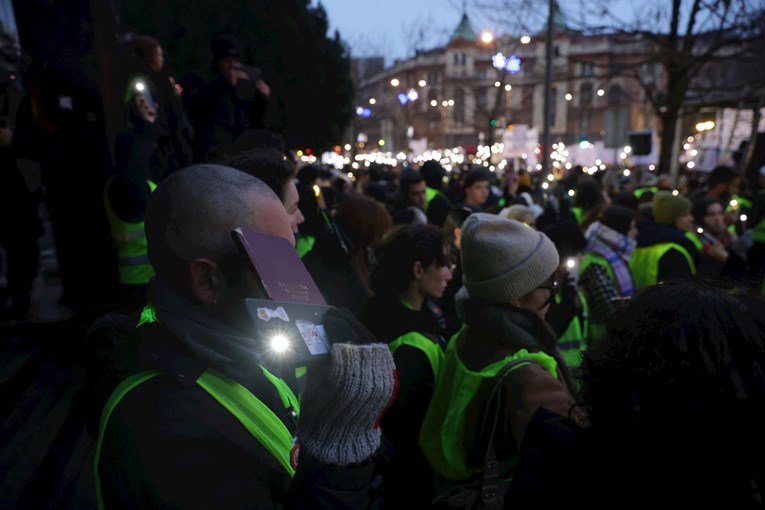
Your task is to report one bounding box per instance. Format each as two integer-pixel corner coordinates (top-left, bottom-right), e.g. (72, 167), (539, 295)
(317, 0), (642, 64)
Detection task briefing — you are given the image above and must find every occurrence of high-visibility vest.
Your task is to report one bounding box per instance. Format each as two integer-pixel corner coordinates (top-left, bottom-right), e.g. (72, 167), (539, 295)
(629, 242), (696, 289)
(571, 207), (583, 225)
(554, 290), (588, 371)
(103, 177), (157, 285)
(633, 186), (657, 199)
(419, 333), (556, 483)
(579, 252), (618, 342)
(389, 330), (445, 380)
(425, 187), (452, 213)
(95, 367), (299, 509)
(95, 307), (300, 509)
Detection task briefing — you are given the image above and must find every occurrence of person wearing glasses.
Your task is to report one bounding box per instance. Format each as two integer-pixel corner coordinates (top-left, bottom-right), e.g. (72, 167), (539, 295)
(419, 214), (583, 502)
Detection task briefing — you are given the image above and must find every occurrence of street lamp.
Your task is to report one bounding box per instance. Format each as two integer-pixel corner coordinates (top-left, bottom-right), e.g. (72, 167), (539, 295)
(481, 31), (494, 44)
(390, 78), (400, 87)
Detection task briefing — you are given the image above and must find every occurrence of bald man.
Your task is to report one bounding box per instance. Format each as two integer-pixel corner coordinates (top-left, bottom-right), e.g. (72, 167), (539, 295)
(94, 164), (395, 509)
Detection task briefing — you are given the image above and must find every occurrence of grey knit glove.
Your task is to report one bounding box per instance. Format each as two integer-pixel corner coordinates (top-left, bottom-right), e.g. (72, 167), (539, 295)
(297, 308), (397, 465)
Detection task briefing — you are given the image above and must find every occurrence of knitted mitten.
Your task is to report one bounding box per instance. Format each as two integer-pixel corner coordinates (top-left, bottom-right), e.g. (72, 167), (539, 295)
(297, 308), (396, 465)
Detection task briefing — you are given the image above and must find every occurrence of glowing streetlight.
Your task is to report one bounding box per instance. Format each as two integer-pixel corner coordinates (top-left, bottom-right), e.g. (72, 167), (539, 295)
(504, 84), (512, 91)
(520, 35), (531, 44)
(597, 89), (605, 97)
(390, 78), (400, 87)
(565, 93), (572, 101)
(369, 98), (376, 105)
(418, 79), (427, 87)
(696, 121), (715, 132)
(481, 31), (494, 44)
(430, 99), (437, 107)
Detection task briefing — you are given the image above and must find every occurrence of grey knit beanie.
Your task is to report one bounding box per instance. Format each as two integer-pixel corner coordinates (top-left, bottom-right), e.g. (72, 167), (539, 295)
(461, 213), (559, 304)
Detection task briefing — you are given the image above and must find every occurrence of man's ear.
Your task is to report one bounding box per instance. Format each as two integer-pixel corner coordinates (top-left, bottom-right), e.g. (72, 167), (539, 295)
(189, 258), (222, 306)
(412, 260), (424, 280)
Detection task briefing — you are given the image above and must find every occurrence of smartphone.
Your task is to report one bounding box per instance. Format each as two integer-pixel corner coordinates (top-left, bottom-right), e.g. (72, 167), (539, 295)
(232, 228), (326, 306)
(234, 65), (262, 101)
(232, 228), (330, 363)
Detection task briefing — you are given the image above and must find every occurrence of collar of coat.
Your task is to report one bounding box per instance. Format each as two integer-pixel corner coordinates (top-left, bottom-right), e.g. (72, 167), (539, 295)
(454, 286), (558, 353)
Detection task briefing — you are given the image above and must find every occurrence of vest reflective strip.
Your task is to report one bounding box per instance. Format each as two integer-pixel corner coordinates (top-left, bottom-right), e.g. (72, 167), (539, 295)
(629, 242), (696, 289)
(259, 365), (301, 414)
(103, 178), (156, 285)
(420, 334), (557, 482)
(388, 331), (444, 379)
(196, 369), (296, 476)
(95, 369), (297, 509)
(685, 231), (704, 251)
(95, 370), (161, 510)
(296, 235), (316, 259)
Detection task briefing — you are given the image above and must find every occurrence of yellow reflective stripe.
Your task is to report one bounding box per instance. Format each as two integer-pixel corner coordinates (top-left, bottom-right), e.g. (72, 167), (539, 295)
(197, 369), (296, 476)
(389, 331), (445, 379)
(259, 365), (300, 414)
(95, 370), (160, 510)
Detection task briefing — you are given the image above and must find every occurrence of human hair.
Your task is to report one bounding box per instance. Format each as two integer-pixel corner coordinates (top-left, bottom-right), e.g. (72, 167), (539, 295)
(708, 165), (739, 188)
(399, 168), (424, 195)
(216, 149), (293, 200)
(420, 160), (446, 189)
(333, 192), (392, 257)
(691, 197), (723, 226)
(145, 164), (279, 291)
(574, 177), (605, 211)
(442, 205), (477, 249)
(463, 167), (491, 189)
(371, 223), (448, 296)
(580, 280), (765, 500)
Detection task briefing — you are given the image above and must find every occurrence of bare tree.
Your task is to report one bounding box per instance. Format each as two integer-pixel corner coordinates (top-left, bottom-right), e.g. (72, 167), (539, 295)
(471, 0), (765, 173)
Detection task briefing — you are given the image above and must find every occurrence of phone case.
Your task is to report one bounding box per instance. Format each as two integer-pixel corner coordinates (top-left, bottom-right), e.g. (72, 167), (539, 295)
(232, 228), (326, 306)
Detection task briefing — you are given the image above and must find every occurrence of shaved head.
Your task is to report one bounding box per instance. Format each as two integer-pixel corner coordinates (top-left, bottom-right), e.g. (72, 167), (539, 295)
(146, 164), (290, 291)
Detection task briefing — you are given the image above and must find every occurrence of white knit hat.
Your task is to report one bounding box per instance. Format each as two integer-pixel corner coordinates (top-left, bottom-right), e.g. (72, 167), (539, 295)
(461, 213), (559, 304)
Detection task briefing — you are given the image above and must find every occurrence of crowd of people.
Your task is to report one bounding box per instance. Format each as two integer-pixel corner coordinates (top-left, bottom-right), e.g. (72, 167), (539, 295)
(4, 29), (765, 509)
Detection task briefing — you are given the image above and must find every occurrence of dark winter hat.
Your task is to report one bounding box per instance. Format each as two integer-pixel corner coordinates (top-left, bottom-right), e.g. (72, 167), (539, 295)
(653, 190), (691, 226)
(211, 36), (241, 62)
(461, 213), (559, 304)
(599, 205), (636, 236)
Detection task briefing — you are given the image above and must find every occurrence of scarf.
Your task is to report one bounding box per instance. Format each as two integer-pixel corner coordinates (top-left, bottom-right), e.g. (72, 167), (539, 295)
(584, 221), (636, 297)
(148, 280), (267, 378)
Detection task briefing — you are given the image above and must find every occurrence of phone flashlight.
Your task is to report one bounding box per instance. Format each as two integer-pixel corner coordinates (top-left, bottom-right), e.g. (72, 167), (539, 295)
(269, 334), (291, 354)
(566, 258), (576, 270)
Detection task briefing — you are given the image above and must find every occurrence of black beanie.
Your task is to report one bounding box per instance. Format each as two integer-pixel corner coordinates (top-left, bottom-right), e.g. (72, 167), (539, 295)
(599, 205), (635, 235)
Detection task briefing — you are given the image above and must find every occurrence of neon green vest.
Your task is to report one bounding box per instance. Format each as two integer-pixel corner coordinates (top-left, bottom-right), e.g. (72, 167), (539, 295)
(684, 231), (704, 251)
(633, 186), (657, 199)
(419, 333), (557, 483)
(579, 253), (619, 342)
(554, 290), (588, 371)
(103, 177), (157, 285)
(95, 308), (300, 509)
(629, 242), (696, 289)
(425, 187), (451, 213)
(295, 235), (316, 259)
(571, 207), (583, 225)
(389, 331), (445, 379)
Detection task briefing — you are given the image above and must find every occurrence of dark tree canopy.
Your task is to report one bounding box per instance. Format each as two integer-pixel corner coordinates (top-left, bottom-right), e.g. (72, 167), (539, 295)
(119, 0), (354, 151)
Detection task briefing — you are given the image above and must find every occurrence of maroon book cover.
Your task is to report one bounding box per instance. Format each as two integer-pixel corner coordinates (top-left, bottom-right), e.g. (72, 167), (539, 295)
(232, 228), (326, 306)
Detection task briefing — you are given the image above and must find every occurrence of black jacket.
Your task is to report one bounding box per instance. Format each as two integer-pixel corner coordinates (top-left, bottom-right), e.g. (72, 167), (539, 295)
(97, 282), (374, 509)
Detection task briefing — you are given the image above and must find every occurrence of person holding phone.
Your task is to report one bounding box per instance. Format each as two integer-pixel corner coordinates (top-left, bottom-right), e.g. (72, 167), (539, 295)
(183, 35), (271, 162)
(95, 164), (396, 509)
